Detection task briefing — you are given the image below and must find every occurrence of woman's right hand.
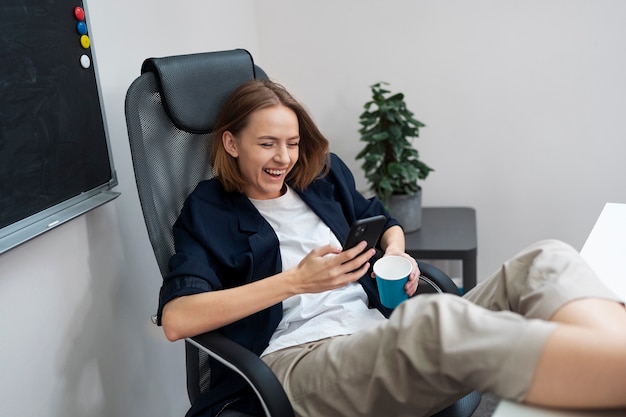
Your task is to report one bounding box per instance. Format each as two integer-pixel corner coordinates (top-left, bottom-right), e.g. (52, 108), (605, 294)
(289, 241), (375, 294)
(161, 241), (374, 341)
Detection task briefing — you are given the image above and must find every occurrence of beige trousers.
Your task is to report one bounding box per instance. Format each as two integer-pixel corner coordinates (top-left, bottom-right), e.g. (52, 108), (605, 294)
(262, 240), (620, 417)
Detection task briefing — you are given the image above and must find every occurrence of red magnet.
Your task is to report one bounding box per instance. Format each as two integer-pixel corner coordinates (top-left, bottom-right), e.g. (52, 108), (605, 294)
(74, 6), (85, 21)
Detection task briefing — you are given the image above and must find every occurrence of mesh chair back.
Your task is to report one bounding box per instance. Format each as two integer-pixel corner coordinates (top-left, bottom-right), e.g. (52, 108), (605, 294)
(125, 49), (265, 275)
(124, 49), (266, 405)
(125, 71), (212, 276)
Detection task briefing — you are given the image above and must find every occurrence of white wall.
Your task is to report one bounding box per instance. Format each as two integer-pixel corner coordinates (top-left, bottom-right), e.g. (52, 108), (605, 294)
(1, 1), (625, 416)
(255, 0), (626, 278)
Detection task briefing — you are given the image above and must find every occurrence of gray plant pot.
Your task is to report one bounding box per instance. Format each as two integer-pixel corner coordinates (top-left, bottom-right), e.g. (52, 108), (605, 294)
(387, 189), (422, 233)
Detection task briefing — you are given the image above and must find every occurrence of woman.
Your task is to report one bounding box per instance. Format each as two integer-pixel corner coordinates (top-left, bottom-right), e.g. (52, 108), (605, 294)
(158, 79), (626, 417)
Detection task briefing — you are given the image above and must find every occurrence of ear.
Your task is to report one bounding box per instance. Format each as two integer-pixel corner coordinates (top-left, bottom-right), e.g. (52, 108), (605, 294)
(222, 131), (239, 158)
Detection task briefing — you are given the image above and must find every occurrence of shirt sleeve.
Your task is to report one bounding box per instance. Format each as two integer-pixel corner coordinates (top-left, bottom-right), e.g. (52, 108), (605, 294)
(156, 191), (223, 325)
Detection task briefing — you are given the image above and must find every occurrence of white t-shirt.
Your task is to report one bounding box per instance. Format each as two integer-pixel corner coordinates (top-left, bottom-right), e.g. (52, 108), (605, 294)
(249, 186), (386, 356)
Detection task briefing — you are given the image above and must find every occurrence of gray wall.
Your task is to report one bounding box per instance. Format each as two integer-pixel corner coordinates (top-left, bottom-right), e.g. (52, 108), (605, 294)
(1, 1), (624, 416)
(255, 0), (626, 277)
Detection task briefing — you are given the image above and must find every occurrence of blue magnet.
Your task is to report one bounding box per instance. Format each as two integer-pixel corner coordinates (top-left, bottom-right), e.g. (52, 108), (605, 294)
(77, 21), (87, 35)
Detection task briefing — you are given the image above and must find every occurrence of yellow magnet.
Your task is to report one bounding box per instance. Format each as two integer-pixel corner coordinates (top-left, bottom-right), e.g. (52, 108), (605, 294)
(80, 34), (90, 49)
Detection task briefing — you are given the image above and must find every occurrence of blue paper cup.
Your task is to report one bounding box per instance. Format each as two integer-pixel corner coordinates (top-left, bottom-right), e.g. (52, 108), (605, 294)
(374, 256), (413, 309)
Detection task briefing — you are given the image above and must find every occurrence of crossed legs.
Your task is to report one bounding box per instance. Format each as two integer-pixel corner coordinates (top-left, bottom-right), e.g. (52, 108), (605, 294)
(464, 239), (626, 409)
(263, 240), (626, 416)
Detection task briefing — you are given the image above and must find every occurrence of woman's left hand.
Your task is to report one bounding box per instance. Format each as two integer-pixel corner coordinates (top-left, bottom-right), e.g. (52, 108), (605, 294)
(372, 251), (420, 297)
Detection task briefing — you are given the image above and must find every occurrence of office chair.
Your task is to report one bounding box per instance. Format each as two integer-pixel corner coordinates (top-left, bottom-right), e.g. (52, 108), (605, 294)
(125, 49), (481, 417)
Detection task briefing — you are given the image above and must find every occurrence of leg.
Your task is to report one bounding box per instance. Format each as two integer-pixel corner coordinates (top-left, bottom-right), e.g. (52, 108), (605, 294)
(263, 295), (555, 417)
(263, 240), (626, 415)
(525, 299), (626, 408)
(464, 239), (626, 408)
(464, 239), (622, 319)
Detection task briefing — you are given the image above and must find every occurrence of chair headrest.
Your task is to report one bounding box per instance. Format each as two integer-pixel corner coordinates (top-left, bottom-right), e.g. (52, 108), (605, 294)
(141, 49), (262, 133)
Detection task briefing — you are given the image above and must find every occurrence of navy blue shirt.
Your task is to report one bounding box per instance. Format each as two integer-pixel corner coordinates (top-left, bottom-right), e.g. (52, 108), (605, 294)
(159, 153), (398, 416)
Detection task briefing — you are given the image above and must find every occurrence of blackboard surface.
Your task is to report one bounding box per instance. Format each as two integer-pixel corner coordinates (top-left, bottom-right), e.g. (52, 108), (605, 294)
(0, 0), (118, 253)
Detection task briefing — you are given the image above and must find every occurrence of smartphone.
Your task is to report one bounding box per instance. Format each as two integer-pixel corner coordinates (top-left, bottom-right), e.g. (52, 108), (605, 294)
(343, 215), (387, 254)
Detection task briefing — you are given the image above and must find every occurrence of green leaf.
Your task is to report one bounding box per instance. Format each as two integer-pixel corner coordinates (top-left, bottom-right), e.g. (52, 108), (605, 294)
(372, 131), (390, 141)
(356, 81), (434, 198)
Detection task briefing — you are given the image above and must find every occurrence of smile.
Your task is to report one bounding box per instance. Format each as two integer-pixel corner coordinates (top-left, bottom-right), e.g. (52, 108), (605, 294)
(264, 168), (286, 177)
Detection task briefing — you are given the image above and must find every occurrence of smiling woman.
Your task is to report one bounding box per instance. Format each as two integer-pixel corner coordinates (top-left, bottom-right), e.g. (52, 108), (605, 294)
(221, 105), (300, 200)
(210, 80), (330, 195)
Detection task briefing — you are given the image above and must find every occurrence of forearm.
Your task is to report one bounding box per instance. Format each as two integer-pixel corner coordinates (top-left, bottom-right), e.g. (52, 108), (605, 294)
(161, 270), (298, 341)
(379, 225), (420, 296)
(380, 225), (406, 255)
(161, 242), (375, 341)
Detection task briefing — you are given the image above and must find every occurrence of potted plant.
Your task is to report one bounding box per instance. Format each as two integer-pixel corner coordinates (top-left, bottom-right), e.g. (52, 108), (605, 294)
(356, 82), (434, 232)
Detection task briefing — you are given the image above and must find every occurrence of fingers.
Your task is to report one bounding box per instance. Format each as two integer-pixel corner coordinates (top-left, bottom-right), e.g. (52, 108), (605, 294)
(311, 244), (343, 257)
(339, 240), (368, 260)
(339, 241), (376, 273)
(297, 242), (375, 293)
(405, 273), (419, 297)
(403, 255), (420, 296)
(347, 260), (372, 281)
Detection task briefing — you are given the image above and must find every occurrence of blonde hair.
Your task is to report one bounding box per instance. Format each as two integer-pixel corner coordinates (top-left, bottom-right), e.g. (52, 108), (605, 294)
(210, 79), (330, 192)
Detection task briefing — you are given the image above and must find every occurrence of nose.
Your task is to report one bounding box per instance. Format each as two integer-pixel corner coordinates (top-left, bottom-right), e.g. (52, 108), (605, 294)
(274, 144), (290, 163)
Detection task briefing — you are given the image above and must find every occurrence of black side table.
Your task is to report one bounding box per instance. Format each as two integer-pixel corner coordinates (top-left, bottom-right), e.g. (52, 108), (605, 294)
(404, 207), (477, 292)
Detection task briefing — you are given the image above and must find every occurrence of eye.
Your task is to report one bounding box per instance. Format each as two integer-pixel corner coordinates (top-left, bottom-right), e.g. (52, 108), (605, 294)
(288, 141), (300, 147)
(260, 143), (274, 148)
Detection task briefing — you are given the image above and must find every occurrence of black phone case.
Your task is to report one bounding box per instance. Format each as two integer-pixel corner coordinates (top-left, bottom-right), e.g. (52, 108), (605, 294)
(343, 215), (387, 252)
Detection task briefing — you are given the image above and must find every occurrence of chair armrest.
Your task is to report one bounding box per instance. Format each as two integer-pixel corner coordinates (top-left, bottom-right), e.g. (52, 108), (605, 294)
(416, 261), (462, 296)
(187, 332), (295, 417)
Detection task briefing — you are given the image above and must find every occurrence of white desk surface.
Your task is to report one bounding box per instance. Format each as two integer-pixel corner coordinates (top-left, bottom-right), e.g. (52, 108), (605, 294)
(580, 203), (626, 302)
(493, 203), (626, 417)
(494, 401), (625, 417)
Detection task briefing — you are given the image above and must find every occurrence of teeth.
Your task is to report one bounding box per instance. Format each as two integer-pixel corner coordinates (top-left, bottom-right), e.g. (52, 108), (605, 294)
(265, 169), (285, 176)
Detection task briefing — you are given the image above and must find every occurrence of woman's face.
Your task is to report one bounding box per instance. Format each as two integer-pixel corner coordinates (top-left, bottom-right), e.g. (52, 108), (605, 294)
(222, 105), (300, 200)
